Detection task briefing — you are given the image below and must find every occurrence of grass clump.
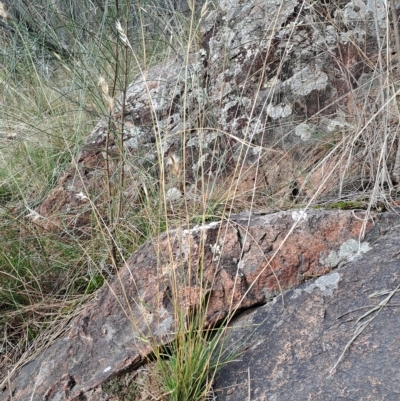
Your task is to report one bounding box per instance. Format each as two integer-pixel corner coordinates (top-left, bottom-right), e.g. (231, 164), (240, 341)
(154, 324), (234, 401)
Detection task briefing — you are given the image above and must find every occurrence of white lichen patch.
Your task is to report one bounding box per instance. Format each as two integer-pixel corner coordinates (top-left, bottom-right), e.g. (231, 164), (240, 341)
(266, 103), (292, 119)
(314, 272), (340, 295)
(295, 123), (314, 140)
(158, 113), (181, 131)
(220, 99), (239, 127)
(325, 119), (347, 133)
(342, 0), (367, 25)
(210, 240), (223, 261)
(292, 210), (307, 222)
(365, 0), (386, 29)
(192, 153), (209, 173)
(239, 96), (253, 110)
(341, 0), (385, 31)
(313, 24), (336, 47)
(166, 187), (182, 202)
(123, 135), (140, 150)
(252, 145), (262, 156)
(211, 73), (232, 101)
(302, 271), (341, 296)
(288, 66), (328, 96)
(186, 131), (218, 148)
(321, 239), (371, 269)
(263, 76), (282, 89)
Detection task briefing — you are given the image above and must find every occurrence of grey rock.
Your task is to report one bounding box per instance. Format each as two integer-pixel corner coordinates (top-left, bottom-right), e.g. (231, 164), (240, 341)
(213, 225), (400, 401)
(35, 0), (392, 234)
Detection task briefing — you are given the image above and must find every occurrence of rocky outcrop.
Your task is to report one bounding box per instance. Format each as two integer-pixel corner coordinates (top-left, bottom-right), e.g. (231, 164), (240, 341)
(2, 0), (398, 399)
(213, 223), (400, 401)
(33, 0), (394, 235)
(0, 209), (398, 400)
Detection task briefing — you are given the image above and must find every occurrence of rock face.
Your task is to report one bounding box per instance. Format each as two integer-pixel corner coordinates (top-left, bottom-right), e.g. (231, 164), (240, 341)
(0, 209), (398, 400)
(213, 224), (400, 401)
(33, 0), (392, 234)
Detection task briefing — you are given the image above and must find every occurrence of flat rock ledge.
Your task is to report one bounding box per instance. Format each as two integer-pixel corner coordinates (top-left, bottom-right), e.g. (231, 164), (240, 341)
(0, 209), (397, 401)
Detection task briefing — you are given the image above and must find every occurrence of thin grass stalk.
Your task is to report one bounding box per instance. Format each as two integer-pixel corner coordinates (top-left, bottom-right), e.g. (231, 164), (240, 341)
(105, 0), (121, 267)
(389, 0), (400, 184)
(115, 11), (130, 230)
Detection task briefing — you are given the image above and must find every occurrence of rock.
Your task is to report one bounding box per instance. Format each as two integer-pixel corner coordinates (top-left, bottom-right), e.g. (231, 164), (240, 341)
(33, 0), (393, 234)
(213, 223), (400, 401)
(0, 209), (398, 400)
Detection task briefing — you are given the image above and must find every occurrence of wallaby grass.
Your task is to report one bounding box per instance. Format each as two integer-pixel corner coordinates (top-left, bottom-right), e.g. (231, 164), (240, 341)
(0, 0), (400, 399)
(152, 323), (238, 401)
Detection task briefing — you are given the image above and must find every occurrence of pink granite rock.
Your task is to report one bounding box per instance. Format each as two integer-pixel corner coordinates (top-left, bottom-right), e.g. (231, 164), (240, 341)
(1, 209), (392, 401)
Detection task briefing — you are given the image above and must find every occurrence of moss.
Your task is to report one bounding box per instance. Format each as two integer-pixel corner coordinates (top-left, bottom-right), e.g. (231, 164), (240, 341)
(325, 200), (365, 210)
(316, 199), (387, 212)
(102, 372), (140, 401)
(190, 214), (220, 224)
(102, 366), (163, 401)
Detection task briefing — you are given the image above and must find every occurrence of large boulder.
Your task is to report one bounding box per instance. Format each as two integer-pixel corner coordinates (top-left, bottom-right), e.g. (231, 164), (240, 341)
(0, 209), (398, 400)
(33, 0), (394, 235)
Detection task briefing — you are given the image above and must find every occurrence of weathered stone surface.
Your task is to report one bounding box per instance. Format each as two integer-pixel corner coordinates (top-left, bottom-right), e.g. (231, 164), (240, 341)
(0, 209), (397, 400)
(33, 0), (392, 234)
(213, 224), (400, 401)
